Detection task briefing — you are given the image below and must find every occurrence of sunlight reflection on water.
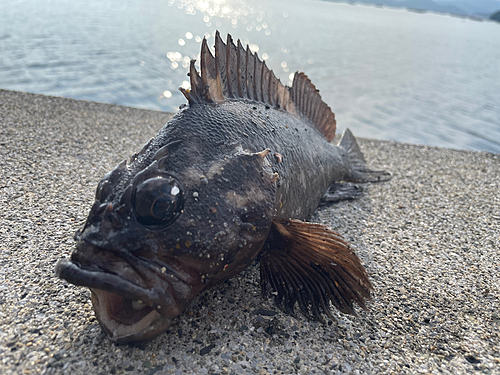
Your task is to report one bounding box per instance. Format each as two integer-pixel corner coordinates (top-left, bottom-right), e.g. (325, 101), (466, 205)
(0, 0), (499, 152)
(161, 0), (305, 92)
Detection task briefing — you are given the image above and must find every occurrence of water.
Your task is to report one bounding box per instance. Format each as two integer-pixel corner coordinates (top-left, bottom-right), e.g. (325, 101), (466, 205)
(1, 0), (499, 153)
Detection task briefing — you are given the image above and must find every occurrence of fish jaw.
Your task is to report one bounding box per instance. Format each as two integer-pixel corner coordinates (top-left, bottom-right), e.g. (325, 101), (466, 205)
(55, 240), (205, 343)
(90, 289), (169, 343)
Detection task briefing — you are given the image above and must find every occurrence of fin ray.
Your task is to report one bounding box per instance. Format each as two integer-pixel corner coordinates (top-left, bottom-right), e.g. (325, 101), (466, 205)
(260, 218), (373, 319)
(226, 34), (239, 98)
(320, 183), (363, 205)
(339, 129), (392, 182)
(214, 31), (228, 98)
(182, 31), (337, 140)
(292, 73), (336, 141)
(236, 39), (247, 98)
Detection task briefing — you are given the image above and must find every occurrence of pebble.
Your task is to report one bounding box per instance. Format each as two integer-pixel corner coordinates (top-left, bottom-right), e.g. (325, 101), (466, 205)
(0, 90), (498, 375)
(200, 344), (215, 356)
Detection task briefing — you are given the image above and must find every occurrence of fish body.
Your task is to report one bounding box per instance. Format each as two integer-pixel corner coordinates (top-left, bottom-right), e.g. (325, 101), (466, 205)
(56, 32), (390, 343)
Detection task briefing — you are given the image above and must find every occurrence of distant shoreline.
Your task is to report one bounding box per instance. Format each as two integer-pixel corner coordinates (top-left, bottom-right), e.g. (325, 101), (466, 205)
(322, 0), (498, 22)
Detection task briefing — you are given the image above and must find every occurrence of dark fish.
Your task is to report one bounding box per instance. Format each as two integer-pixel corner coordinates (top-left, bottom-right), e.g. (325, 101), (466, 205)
(55, 31), (391, 343)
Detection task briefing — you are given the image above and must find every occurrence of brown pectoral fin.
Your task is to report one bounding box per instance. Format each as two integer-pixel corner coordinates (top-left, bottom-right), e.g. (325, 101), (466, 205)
(259, 218), (373, 322)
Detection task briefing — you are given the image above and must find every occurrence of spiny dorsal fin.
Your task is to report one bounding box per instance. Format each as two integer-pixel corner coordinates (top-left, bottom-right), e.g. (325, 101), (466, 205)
(291, 73), (336, 142)
(180, 31), (336, 141)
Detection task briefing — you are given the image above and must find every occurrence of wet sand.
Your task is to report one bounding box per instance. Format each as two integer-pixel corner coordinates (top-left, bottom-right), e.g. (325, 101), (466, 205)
(1, 89), (499, 374)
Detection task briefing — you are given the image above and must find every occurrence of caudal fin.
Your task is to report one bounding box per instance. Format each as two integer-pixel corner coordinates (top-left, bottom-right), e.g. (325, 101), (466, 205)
(339, 128), (391, 183)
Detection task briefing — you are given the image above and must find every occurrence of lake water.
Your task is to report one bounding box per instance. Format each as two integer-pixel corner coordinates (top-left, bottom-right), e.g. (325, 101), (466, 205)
(1, 0), (499, 153)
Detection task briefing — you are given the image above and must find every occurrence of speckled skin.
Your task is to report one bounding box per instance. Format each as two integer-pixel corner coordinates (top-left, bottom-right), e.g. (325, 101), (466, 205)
(149, 100), (350, 219)
(57, 98), (354, 342)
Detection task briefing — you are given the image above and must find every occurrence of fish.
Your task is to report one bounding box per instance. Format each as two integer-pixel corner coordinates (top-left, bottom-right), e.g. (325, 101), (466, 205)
(55, 31), (391, 343)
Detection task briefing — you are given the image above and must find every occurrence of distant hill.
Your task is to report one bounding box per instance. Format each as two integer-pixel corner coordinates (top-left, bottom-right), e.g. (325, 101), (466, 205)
(324, 0), (500, 17)
(436, 0), (500, 17)
(396, 0), (467, 15)
(491, 10), (500, 22)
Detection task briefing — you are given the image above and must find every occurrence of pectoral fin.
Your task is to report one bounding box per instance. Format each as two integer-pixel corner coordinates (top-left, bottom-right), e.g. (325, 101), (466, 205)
(259, 218), (372, 322)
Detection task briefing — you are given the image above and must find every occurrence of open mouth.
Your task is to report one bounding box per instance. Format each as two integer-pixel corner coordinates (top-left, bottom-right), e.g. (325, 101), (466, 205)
(90, 289), (163, 342)
(55, 257), (174, 343)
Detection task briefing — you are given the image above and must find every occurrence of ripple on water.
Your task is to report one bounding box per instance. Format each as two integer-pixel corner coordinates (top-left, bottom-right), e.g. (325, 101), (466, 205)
(0, 0), (499, 152)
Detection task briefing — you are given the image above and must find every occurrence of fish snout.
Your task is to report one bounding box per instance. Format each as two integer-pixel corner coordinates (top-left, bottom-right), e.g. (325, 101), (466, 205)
(55, 239), (187, 343)
(74, 198), (138, 253)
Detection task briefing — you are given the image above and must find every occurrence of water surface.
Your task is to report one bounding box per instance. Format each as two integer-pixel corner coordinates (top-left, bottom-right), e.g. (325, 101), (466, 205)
(1, 0), (499, 152)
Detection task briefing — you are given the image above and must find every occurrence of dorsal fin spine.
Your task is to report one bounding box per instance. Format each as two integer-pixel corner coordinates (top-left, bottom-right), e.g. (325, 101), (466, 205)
(225, 33), (239, 99)
(311, 94), (320, 125)
(200, 38), (210, 99)
(261, 64), (269, 105)
(236, 39), (247, 98)
(298, 77), (304, 112)
(299, 74), (307, 116)
(190, 60), (203, 102)
(306, 83), (314, 121)
(257, 59), (263, 103)
(246, 45), (255, 101)
(254, 53), (262, 102)
(257, 57), (263, 103)
(268, 70), (275, 107)
(226, 34), (231, 97)
(182, 32), (336, 141)
(214, 31), (227, 98)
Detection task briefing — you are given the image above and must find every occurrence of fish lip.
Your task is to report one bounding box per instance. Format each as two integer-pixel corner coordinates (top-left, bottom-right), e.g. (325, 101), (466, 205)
(55, 258), (177, 318)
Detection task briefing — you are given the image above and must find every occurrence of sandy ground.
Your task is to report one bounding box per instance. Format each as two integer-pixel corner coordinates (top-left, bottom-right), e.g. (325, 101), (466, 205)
(0, 89), (499, 375)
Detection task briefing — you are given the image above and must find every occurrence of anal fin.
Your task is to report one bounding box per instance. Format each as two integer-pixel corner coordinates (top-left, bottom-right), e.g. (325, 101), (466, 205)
(320, 182), (363, 205)
(259, 218), (373, 322)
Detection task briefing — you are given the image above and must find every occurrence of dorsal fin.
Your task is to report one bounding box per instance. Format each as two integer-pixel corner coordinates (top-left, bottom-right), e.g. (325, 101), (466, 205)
(291, 73), (336, 141)
(180, 31), (336, 141)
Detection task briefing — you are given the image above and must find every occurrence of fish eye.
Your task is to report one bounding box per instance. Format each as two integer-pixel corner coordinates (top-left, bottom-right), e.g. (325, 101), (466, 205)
(134, 176), (184, 228)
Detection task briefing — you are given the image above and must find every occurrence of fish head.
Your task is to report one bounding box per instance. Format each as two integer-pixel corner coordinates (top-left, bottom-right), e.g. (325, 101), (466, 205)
(56, 143), (276, 343)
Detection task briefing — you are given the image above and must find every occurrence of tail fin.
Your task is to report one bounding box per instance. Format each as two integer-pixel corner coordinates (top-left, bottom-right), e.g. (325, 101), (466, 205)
(339, 129), (391, 183)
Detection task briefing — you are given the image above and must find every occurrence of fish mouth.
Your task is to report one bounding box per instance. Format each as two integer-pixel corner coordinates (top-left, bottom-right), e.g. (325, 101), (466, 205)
(55, 247), (179, 343)
(90, 289), (168, 343)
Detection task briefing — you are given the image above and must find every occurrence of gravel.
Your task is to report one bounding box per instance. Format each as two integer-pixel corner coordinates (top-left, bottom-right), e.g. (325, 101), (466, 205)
(1, 89), (499, 375)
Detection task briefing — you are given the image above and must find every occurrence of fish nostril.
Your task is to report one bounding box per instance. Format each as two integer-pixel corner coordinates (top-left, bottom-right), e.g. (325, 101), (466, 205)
(92, 201), (125, 228)
(110, 212), (124, 228)
(95, 203), (108, 215)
